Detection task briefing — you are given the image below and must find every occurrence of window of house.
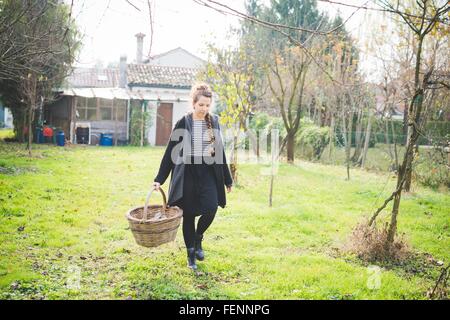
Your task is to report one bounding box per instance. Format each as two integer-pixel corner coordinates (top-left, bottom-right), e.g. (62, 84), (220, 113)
(76, 97), (87, 120)
(99, 98), (113, 120)
(76, 97), (97, 121)
(115, 99), (127, 122)
(77, 97), (128, 122)
(87, 98), (97, 120)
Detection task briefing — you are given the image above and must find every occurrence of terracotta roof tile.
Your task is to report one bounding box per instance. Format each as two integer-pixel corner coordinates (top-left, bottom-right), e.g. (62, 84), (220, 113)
(127, 64), (200, 88)
(67, 64), (200, 89)
(67, 68), (120, 88)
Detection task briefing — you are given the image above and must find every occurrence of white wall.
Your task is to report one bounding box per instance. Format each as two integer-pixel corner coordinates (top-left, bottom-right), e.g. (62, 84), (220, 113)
(131, 86), (219, 146)
(130, 87), (191, 146)
(4, 107), (13, 128)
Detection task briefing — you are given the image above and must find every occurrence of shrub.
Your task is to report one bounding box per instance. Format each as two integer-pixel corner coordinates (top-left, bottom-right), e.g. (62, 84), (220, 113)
(297, 124), (330, 160)
(413, 149), (450, 190)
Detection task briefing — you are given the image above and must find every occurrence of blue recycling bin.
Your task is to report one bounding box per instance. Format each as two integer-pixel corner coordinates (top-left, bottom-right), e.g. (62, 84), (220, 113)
(100, 133), (113, 146)
(56, 131), (65, 146)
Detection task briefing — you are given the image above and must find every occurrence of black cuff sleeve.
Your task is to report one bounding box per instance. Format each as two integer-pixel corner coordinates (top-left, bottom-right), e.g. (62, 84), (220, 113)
(154, 119), (183, 184)
(222, 148), (233, 187)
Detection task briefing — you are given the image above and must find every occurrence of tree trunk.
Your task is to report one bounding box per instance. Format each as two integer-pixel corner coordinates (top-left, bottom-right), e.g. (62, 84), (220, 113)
(341, 111), (351, 180)
(387, 33), (426, 242)
(317, 103), (322, 126)
(307, 101), (311, 120)
(404, 35), (425, 192)
(390, 119), (399, 171)
(286, 131), (295, 163)
(404, 149), (413, 192)
(257, 135), (260, 159)
(352, 108), (363, 163)
(312, 104), (317, 124)
(27, 105), (34, 157)
(384, 119), (393, 160)
(347, 110), (353, 179)
(21, 110), (27, 143)
(26, 75), (37, 157)
(360, 111), (372, 168)
(403, 144), (416, 192)
(402, 100), (409, 144)
(388, 163), (404, 244)
(328, 114), (335, 161)
(387, 126), (419, 243)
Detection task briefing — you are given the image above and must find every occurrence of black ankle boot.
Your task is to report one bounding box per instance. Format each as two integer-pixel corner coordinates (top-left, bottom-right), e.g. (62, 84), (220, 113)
(195, 234), (204, 261)
(187, 248), (197, 270)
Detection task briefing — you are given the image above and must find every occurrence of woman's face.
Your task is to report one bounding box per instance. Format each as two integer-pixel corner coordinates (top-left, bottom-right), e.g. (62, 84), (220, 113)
(193, 95), (212, 118)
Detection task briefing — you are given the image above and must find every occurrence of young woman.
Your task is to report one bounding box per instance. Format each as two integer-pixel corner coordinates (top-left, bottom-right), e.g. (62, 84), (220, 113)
(153, 83), (233, 271)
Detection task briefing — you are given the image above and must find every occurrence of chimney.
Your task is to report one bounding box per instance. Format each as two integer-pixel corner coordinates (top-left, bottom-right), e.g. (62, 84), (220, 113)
(119, 55), (127, 88)
(135, 33), (145, 64)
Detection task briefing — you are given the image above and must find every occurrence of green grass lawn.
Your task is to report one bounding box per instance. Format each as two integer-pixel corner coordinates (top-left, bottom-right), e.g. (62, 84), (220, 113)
(0, 142), (448, 300)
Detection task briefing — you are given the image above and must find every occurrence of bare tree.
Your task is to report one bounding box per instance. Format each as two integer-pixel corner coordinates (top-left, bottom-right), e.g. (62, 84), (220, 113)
(0, 0), (79, 154)
(369, 0), (449, 245)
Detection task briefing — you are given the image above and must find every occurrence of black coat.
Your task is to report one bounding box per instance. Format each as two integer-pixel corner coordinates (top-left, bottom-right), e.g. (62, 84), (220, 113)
(154, 112), (233, 209)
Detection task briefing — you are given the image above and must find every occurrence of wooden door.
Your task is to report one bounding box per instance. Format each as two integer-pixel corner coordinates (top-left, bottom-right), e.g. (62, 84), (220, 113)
(155, 103), (173, 146)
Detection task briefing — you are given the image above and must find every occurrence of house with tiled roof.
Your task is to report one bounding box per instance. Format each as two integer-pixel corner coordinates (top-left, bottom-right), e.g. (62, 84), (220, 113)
(44, 33), (210, 146)
(44, 65), (130, 145)
(125, 62), (201, 145)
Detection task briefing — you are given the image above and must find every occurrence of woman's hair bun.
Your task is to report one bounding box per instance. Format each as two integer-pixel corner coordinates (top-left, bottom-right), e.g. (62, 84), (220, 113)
(191, 82), (213, 101)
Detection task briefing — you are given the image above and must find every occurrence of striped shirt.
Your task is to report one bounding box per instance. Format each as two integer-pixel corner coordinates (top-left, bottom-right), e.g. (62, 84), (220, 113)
(189, 119), (213, 157)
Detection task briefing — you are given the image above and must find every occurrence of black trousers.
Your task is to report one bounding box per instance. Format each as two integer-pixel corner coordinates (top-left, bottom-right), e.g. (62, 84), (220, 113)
(182, 211), (217, 249)
(181, 156), (219, 248)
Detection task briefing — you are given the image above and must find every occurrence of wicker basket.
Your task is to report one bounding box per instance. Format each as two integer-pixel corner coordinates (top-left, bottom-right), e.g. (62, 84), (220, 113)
(126, 187), (183, 247)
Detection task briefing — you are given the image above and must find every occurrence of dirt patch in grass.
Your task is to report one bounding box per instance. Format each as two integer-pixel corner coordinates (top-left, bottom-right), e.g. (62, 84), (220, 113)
(345, 221), (411, 263)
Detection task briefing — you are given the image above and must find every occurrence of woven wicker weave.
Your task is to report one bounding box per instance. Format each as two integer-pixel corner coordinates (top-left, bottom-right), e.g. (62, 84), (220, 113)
(126, 187), (182, 247)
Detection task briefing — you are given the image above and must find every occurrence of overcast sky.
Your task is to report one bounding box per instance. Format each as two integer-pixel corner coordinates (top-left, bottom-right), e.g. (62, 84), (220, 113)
(71, 0), (385, 80)
(72, 0), (245, 66)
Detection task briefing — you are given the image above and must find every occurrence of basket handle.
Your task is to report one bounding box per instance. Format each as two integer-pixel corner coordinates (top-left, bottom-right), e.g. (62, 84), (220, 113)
(142, 186), (168, 221)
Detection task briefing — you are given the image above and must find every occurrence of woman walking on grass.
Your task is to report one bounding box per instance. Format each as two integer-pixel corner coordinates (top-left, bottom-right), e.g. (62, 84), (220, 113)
(153, 83), (233, 271)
